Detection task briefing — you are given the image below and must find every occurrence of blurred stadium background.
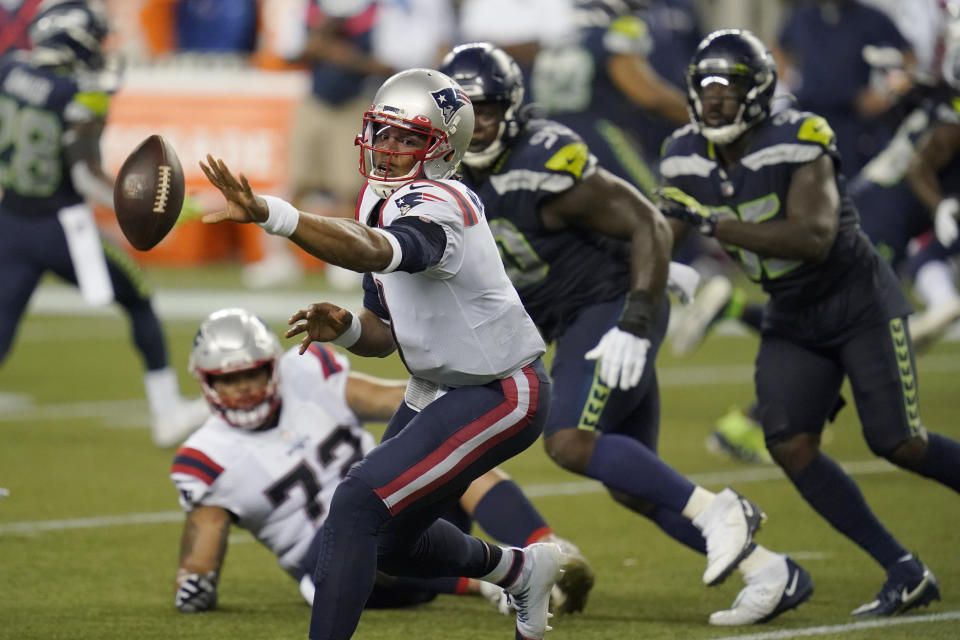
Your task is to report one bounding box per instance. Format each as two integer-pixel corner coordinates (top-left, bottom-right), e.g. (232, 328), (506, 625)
(1, 1), (959, 639)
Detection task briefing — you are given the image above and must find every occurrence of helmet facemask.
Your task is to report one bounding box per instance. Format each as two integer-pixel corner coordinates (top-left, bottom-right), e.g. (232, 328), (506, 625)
(357, 113), (448, 198)
(199, 363), (281, 431)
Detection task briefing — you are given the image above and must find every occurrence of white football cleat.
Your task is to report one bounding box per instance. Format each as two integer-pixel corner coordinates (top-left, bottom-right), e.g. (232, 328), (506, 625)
(693, 487), (766, 586)
(538, 534), (595, 614)
(152, 397), (209, 447)
(909, 298), (960, 353)
(710, 553), (813, 625)
(671, 274), (733, 356)
(504, 543), (563, 640)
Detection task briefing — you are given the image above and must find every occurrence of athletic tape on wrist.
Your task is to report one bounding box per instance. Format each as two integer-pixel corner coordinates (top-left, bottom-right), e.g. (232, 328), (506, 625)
(330, 313), (362, 348)
(258, 195), (299, 237)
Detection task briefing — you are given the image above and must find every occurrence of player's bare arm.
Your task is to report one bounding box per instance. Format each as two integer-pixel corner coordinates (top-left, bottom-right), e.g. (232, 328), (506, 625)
(540, 167), (672, 297)
(712, 154), (839, 262)
(608, 53), (689, 125)
(200, 156), (395, 272)
(177, 505), (230, 579)
(174, 505), (230, 612)
(344, 372), (406, 421)
(286, 304), (396, 358)
(906, 121), (960, 214)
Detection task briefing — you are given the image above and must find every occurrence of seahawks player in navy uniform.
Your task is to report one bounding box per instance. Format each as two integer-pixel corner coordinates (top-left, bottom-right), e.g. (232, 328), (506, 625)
(851, 76), (960, 350)
(530, 0), (689, 197)
(0, 0), (207, 446)
(442, 41), (812, 626)
(659, 28), (960, 617)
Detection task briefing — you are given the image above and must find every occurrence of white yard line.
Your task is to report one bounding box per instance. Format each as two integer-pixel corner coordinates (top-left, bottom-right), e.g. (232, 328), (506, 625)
(0, 460), (896, 535)
(706, 611), (960, 640)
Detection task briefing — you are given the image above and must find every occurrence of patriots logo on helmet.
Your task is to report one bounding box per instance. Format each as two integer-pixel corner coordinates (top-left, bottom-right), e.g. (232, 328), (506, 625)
(431, 87), (470, 125)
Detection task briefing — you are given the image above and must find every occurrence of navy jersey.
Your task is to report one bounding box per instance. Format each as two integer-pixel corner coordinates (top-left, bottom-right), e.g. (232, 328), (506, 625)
(0, 53), (110, 216)
(461, 119), (630, 342)
(531, 14), (659, 192)
(661, 108), (909, 318)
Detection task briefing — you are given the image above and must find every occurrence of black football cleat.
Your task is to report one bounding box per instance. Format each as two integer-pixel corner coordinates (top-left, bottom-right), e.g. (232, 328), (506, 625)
(851, 555), (940, 617)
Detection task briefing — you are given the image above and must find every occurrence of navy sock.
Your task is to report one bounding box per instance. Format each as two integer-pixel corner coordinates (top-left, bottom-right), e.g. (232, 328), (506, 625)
(917, 433), (960, 492)
(472, 479), (550, 547)
(649, 506), (707, 554)
(791, 452), (908, 569)
(586, 433), (695, 513)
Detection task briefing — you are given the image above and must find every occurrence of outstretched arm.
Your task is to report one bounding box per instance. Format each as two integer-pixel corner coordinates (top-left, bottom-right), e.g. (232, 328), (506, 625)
(200, 156), (395, 272)
(175, 505), (231, 613)
(344, 371), (406, 421)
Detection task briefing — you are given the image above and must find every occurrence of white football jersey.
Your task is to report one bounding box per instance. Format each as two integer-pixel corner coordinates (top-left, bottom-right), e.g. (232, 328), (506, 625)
(358, 179), (545, 386)
(170, 345), (376, 576)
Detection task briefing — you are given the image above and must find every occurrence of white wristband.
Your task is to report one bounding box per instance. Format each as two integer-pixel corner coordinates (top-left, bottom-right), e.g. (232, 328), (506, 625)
(258, 195), (299, 237)
(330, 312), (362, 348)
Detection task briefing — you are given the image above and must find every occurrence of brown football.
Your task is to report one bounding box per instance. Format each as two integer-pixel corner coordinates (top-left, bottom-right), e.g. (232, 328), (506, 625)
(113, 134), (185, 251)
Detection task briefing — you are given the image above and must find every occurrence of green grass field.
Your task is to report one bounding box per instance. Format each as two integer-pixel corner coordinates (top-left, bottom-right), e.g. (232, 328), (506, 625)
(1, 268), (958, 640)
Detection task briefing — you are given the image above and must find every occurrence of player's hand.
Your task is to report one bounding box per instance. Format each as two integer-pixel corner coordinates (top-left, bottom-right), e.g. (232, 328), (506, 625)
(286, 302), (354, 353)
(655, 186), (718, 236)
(585, 327), (650, 391)
(934, 197), (959, 247)
(199, 155), (269, 225)
(175, 571), (218, 613)
(667, 261), (701, 306)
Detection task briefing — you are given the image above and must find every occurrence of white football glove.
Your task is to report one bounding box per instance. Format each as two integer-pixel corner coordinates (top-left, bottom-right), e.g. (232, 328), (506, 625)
(667, 262), (701, 306)
(934, 197), (959, 247)
(585, 327), (651, 391)
(175, 571), (218, 613)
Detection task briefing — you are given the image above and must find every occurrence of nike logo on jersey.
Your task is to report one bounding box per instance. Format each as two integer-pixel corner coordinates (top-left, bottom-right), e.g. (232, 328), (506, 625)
(408, 183), (431, 190)
(784, 569), (800, 597)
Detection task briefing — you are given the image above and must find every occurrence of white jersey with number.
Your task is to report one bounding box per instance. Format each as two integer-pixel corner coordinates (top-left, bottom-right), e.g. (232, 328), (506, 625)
(358, 179), (546, 386)
(170, 345), (376, 576)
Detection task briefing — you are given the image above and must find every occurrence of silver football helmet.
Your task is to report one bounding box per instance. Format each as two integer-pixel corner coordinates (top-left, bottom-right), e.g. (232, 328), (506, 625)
(356, 68), (475, 198)
(189, 308), (283, 430)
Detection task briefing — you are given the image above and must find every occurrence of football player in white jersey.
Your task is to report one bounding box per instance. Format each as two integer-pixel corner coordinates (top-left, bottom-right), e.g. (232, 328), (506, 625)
(199, 69), (563, 640)
(171, 308), (591, 616)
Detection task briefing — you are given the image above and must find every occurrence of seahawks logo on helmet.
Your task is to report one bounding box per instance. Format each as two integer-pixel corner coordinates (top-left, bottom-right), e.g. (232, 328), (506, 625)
(430, 87), (470, 125)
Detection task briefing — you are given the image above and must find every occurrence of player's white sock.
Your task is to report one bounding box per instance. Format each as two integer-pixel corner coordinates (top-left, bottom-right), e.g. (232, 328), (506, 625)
(737, 543), (779, 575)
(681, 485), (716, 520)
(144, 366), (183, 417)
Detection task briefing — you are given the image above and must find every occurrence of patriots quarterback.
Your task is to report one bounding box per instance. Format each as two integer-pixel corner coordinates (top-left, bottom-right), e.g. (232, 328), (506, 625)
(660, 28), (960, 618)
(199, 68), (562, 640)
(441, 41), (812, 626)
(0, 0), (207, 446)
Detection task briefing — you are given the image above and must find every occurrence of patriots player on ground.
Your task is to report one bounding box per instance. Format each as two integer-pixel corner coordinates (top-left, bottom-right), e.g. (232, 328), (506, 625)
(659, 28), (960, 618)
(0, 0), (207, 446)
(441, 41), (811, 626)
(200, 68), (562, 640)
(171, 308), (588, 615)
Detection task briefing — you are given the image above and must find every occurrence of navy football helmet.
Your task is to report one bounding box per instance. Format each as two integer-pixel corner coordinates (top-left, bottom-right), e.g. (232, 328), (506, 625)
(686, 29), (777, 144)
(28, 0), (110, 70)
(439, 42), (525, 168)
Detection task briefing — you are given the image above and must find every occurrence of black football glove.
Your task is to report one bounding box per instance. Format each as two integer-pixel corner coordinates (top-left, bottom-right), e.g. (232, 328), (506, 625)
(655, 186), (718, 236)
(175, 571), (218, 613)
